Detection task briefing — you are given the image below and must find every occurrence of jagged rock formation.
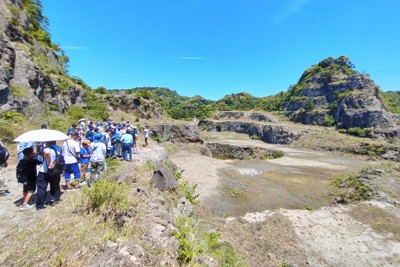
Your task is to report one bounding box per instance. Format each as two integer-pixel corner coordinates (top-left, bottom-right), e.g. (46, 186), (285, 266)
(205, 141), (284, 160)
(104, 92), (164, 119)
(0, 0), (86, 114)
(283, 56), (400, 131)
(151, 123), (203, 143)
(201, 119), (301, 145)
(214, 111), (275, 122)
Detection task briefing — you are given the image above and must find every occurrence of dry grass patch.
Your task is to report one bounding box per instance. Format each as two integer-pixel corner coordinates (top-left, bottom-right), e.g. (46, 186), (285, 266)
(220, 213), (307, 267)
(350, 204), (400, 242)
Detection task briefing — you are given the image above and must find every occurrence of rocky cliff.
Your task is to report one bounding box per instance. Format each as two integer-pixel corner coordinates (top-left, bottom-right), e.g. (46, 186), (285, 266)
(283, 56), (400, 131)
(0, 0), (88, 115)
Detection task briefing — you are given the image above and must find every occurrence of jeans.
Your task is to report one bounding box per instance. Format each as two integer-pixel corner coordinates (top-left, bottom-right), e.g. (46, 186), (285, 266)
(89, 161), (105, 184)
(64, 163), (81, 181)
(122, 143), (132, 160)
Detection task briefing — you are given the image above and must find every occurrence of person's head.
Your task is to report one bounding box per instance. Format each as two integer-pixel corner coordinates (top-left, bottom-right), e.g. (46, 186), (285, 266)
(22, 147), (35, 159)
(41, 123), (48, 129)
(93, 133), (103, 143)
(70, 131), (79, 140)
(71, 124), (77, 128)
(82, 139), (91, 147)
(145, 126), (148, 129)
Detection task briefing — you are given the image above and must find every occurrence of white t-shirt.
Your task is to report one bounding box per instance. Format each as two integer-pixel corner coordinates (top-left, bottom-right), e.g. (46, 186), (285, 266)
(62, 139), (80, 164)
(144, 129), (149, 138)
(38, 147), (56, 173)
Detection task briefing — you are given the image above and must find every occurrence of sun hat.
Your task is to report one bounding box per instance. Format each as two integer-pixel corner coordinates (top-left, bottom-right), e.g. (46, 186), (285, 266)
(93, 133), (103, 143)
(82, 139), (91, 146)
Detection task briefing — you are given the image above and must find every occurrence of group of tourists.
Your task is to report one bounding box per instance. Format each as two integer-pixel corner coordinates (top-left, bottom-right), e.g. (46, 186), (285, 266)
(0, 119), (151, 211)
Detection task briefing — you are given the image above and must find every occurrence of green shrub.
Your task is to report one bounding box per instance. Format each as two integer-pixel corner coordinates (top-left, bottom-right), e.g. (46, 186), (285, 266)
(178, 180), (200, 205)
(331, 173), (371, 203)
(83, 178), (131, 222)
(261, 150), (285, 159)
(66, 106), (86, 122)
(347, 127), (372, 138)
(174, 216), (244, 266)
(322, 115), (335, 127)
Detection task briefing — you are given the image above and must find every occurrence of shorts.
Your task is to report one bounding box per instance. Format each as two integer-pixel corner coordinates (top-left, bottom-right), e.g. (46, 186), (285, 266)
(64, 163), (81, 181)
(23, 177), (37, 193)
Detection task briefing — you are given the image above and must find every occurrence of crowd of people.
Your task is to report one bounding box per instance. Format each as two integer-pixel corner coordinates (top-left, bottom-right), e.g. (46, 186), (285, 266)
(0, 119), (150, 211)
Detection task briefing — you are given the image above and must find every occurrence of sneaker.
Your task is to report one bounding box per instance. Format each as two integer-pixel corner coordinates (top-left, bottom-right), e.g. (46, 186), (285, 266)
(79, 180), (88, 186)
(49, 200), (55, 206)
(65, 188), (72, 192)
(20, 204), (33, 210)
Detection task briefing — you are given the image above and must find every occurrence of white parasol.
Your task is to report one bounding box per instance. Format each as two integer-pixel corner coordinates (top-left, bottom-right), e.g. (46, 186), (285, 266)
(14, 129), (69, 142)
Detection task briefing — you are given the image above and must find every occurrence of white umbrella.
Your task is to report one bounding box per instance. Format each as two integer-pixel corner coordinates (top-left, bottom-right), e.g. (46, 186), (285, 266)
(14, 129), (69, 142)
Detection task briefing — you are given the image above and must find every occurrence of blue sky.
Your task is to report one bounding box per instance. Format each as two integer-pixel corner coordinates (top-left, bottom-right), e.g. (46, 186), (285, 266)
(42, 0), (400, 100)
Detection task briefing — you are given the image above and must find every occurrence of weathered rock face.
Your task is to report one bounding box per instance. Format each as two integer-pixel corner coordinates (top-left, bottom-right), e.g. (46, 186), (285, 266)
(0, 0), (86, 114)
(205, 141), (284, 160)
(104, 92), (164, 119)
(200, 120), (301, 144)
(151, 123), (203, 143)
(283, 57), (400, 132)
(214, 111), (275, 122)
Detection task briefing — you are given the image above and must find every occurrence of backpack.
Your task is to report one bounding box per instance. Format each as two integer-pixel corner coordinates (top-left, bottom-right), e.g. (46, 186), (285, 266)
(0, 142), (10, 165)
(47, 145), (65, 177)
(16, 160), (28, 184)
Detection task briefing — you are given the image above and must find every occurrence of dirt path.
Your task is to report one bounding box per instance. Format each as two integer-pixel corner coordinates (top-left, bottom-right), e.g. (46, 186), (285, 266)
(0, 161), (38, 240)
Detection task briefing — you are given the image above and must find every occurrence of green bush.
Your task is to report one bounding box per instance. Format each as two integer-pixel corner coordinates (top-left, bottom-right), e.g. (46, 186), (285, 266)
(261, 150), (285, 160)
(178, 180), (200, 205)
(331, 173), (371, 203)
(347, 127), (372, 137)
(83, 179), (131, 222)
(174, 216), (244, 266)
(66, 106), (86, 122)
(322, 115), (335, 127)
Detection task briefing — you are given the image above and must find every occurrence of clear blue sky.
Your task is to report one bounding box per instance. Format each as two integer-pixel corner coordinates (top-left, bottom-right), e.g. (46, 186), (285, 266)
(42, 0), (400, 100)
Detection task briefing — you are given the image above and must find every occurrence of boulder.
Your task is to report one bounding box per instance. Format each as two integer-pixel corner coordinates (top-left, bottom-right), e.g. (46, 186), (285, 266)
(150, 163), (178, 191)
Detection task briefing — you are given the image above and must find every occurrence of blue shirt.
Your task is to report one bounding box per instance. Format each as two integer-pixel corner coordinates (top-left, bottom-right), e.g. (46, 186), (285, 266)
(18, 142), (34, 161)
(80, 147), (91, 164)
(120, 134), (133, 144)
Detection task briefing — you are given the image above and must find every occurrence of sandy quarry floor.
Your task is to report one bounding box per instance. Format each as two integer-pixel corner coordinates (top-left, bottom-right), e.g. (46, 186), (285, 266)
(169, 132), (400, 266)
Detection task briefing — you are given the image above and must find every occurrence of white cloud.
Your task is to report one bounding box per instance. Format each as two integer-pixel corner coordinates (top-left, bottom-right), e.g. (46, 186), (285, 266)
(179, 56), (204, 60)
(61, 46), (87, 50)
(274, 0), (313, 22)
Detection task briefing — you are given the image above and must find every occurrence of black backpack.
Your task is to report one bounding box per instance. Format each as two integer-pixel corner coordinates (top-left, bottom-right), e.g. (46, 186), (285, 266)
(47, 145), (65, 176)
(0, 142), (10, 165)
(16, 160), (28, 184)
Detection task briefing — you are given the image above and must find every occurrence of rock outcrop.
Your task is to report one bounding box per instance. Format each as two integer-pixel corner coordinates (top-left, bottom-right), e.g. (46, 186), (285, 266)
(0, 0), (87, 114)
(205, 141), (284, 160)
(200, 120), (301, 145)
(104, 92), (164, 119)
(283, 56), (400, 132)
(151, 122), (203, 143)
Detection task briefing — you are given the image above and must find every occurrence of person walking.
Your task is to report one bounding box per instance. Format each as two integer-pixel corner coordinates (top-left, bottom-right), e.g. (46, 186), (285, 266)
(144, 126), (149, 146)
(88, 133), (106, 184)
(62, 131), (81, 190)
(80, 140), (92, 185)
(16, 147), (42, 210)
(120, 129), (133, 161)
